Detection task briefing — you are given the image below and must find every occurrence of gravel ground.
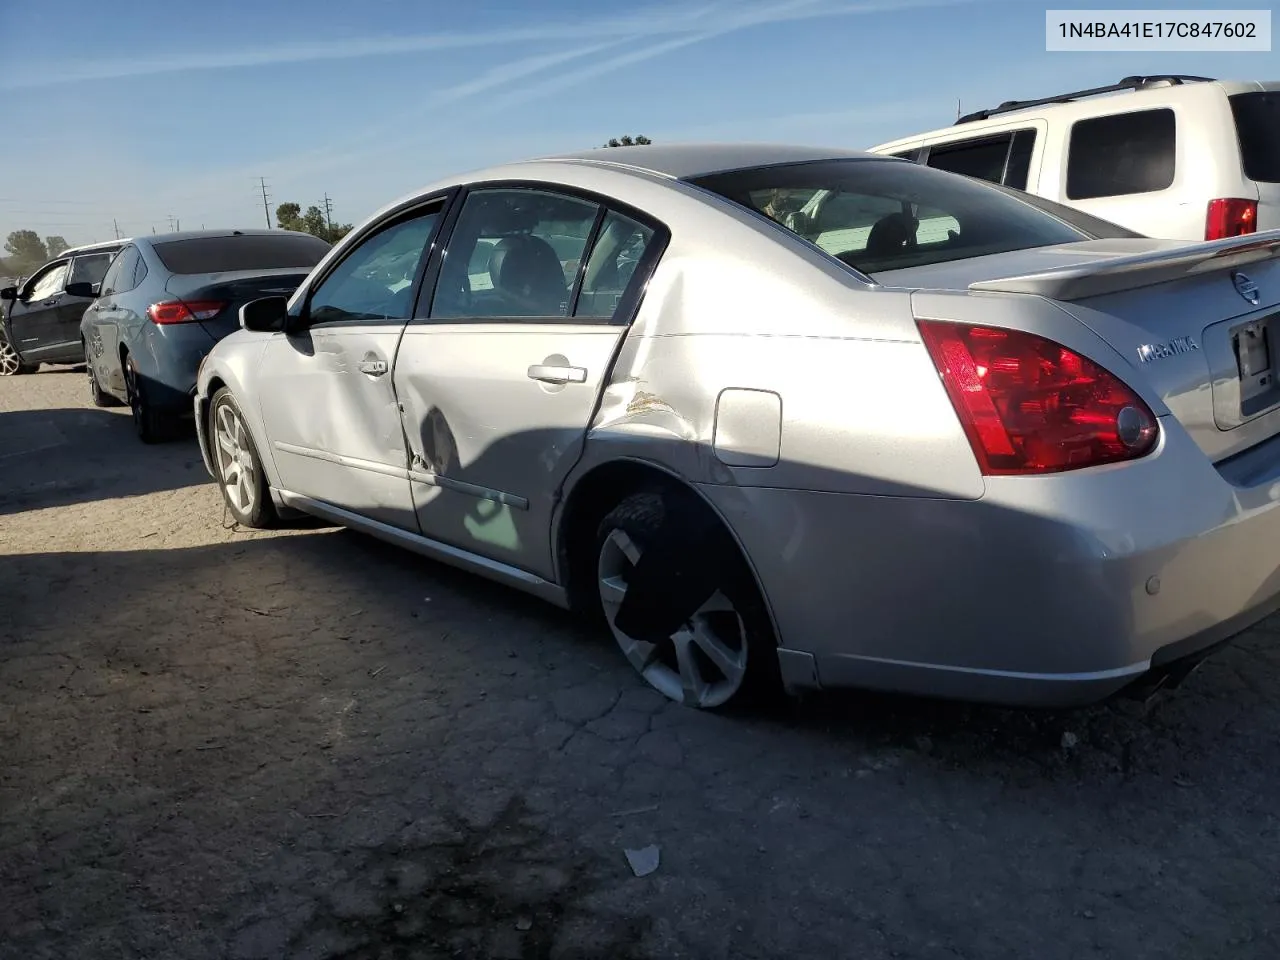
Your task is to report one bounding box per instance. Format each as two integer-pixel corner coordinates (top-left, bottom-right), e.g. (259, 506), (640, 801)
(3, 367), (1280, 960)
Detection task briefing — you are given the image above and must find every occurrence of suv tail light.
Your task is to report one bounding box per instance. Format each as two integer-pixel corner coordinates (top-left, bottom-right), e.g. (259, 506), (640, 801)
(147, 300), (227, 324)
(1205, 198), (1257, 240)
(917, 320), (1159, 475)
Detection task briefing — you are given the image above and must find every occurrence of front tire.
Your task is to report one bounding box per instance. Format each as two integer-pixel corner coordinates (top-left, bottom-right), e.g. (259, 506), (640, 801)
(209, 387), (277, 529)
(87, 351), (121, 407)
(594, 490), (780, 710)
(0, 331), (33, 376)
(124, 354), (174, 443)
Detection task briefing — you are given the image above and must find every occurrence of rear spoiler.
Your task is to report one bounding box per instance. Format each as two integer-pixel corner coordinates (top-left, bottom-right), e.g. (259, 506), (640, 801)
(970, 229), (1280, 301)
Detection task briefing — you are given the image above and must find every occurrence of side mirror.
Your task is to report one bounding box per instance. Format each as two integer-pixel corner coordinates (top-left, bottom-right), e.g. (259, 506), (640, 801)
(65, 281), (99, 299)
(239, 295), (289, 333)
(0, 286), (16, 301)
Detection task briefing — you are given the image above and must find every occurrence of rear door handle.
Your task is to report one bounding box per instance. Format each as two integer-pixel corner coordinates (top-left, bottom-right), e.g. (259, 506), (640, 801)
(358, 358), (388, 376)
(527, 363), (587, 384)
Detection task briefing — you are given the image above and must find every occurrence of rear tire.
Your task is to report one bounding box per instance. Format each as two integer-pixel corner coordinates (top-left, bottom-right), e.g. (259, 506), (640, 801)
(124, 354), (174, 443)
(594, 489), (780, 710)
(209, 386), (278, 529)
(0, 331), (33, 376)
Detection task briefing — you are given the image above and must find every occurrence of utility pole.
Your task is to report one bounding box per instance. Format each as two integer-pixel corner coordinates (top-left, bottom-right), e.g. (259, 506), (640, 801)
(167, 215), (176, 232)
(259, 177), (272, 229)
(956, 98), (961, 121)
(322, 193), (334, 235)
(112, 218), (120, 240)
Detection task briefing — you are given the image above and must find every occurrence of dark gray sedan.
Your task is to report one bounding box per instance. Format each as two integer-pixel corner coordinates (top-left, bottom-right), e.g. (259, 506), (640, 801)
(78, 229), (331, 442)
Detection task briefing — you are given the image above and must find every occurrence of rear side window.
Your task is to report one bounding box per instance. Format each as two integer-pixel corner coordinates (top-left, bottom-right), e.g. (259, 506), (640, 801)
(925, 129), (1037, 190)
(1066, 108), (1176, 200)
(103, 247), (141, 295)
(68, 251), (115, 286)
(152, 234), (331, 274)
(1230, 92), (1280, 183)
(690, 158), (1086, 276)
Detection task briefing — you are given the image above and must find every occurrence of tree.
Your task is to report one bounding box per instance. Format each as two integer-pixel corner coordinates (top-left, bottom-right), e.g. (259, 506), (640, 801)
(275, 201), (351, 243)
(5, 230), (47, 269)
(604, 135), (652, 147)
(45, 236), (69, 258)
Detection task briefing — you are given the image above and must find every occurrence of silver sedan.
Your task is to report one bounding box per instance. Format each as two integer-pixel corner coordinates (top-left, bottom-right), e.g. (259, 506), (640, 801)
(194, 143), (1280, 710)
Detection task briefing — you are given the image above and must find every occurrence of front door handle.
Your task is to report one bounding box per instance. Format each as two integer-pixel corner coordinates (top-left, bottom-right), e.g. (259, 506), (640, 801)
(527, 363), (587, 384)
(358, 358), (388, 376)
(42, 297), (60, 306)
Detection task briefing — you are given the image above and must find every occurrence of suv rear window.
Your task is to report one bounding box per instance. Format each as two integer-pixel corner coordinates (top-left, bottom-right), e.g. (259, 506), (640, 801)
(152, 234), (331, 274)
(1230, 92), (1280, 183)
(1066, 108), (1176, 200)
(688, 158), (1086, 276)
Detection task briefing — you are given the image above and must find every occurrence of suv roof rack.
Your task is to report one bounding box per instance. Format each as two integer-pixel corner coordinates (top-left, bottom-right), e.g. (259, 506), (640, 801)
(955, 74), (1216, 125)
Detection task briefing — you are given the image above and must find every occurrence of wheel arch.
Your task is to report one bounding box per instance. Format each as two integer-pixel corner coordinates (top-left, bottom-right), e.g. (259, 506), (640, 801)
(553, 456), (781, 645)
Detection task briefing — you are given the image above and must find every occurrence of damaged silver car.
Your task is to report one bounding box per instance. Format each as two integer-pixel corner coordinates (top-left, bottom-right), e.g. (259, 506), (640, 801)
(194, 143), (1280, 710)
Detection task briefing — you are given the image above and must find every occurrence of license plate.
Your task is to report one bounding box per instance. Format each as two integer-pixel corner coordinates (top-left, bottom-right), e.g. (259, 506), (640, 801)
(1235, 319), (1274, 406)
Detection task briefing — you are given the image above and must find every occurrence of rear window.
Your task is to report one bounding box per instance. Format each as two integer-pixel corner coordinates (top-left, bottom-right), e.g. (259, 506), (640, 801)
(1230, 92), (1280, 183)
(1066, 108), (1176, 200)
(688, 159), (1086, 275)
(152, 234), (331, 274)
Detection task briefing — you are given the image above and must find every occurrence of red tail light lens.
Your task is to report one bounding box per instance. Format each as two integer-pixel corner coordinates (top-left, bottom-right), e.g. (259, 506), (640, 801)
(1205, 198), (1258, 240)
(147, 300), (227, 324)
(917, 320), (1159, 475)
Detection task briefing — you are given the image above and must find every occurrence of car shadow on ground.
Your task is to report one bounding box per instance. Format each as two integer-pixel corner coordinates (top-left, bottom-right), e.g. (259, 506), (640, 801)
(5, 523), (1276, 790)
(0, 406), (208, 516)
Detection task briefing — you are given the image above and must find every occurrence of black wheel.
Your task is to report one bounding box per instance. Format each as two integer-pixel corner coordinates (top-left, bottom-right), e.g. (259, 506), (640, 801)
(0, 330), (33, 376)
(593, 489), (780, 710)
(124, 354), (173, 443)
(86, 351), (122, 407)
(209, 386), (277, 528)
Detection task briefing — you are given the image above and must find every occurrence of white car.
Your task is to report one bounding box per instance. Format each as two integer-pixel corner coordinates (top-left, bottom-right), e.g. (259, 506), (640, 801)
(869, 74), (1280, 243)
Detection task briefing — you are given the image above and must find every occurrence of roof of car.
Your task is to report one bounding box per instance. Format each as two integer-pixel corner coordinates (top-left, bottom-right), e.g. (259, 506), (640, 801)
(531, 142), (881, 180)
(136, 228), (322, 246)
(64, 238), (129, 255)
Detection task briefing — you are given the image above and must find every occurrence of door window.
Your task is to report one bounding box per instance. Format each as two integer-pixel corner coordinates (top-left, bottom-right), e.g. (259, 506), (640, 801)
(306, 207), (442, 326)
(68, 252), (115, 288)
(102, 247), (141, 296)
(574, 211), (657, 320)
(926, 128), (1038, 189)
(25, 262), (69, 301)
(1066, 108), (1176, 200)
(429, 189), (601, 320)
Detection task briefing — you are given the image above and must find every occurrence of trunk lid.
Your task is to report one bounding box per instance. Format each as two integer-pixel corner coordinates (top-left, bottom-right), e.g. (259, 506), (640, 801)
(875, 230), (1280, 464)
(163, 268), (308, 342)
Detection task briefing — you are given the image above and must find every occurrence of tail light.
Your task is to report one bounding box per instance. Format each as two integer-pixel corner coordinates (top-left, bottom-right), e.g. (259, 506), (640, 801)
(147, 300), (227, 324)
(917, 320), (1159, 475)
(1205, 198), (1257, 240)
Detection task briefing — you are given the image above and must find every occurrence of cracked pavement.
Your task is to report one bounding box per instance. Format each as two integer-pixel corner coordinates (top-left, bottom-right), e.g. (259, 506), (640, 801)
(3, 369), (1280, 959)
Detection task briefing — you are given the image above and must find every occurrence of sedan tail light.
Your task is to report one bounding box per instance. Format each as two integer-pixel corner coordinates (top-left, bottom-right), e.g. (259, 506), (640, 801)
(917, 319), (1159, 475)
(1205, 198), (1257, 240)
(147, 300), (227, 324)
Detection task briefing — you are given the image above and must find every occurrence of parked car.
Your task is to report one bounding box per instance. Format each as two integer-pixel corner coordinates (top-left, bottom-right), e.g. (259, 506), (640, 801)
(195, 142), (1280, 712)
(868, 74), (1280, 242)
(79, 229), (331, 441)
(0, 239), (126, 376)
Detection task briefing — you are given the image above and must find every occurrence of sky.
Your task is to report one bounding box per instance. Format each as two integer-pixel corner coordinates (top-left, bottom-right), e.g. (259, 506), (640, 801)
(0, 0), (1273, 247)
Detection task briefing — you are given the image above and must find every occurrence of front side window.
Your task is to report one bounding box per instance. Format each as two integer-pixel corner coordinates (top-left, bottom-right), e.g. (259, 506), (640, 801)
(690, 158), (1086, 275)
(68, 252), (116, 287)
(306, 208), (441, 325)
(430, 189), (601, 320)
(1066, 108), (1176, 200)
(25, 262), (69, 301)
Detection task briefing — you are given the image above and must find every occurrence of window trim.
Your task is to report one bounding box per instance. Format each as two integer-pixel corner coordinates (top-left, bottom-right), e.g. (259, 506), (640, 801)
(290, 191), (457, 333)
(1064, 107), (1177, 201)
(412, 179), (671, 329)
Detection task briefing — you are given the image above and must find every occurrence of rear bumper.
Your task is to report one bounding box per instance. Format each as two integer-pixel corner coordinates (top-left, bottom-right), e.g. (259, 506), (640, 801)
(698, 421), (1280, 708)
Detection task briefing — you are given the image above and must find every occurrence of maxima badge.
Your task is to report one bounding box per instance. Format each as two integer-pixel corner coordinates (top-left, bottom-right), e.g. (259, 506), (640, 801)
(1234, 272), (1260, 306)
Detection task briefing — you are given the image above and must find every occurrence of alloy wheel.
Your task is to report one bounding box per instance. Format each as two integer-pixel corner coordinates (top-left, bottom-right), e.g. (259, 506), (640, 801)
(213, 402), (257, 516)
(597, 528), (750, 708)
(0, 336), (21, 376)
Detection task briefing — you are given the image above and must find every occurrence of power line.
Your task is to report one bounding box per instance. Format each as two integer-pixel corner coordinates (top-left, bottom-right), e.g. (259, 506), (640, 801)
(259, 177), (272, 229)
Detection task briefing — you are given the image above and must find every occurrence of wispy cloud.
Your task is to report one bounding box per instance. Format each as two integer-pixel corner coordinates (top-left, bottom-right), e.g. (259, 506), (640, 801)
(1, 0), (979, 90)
